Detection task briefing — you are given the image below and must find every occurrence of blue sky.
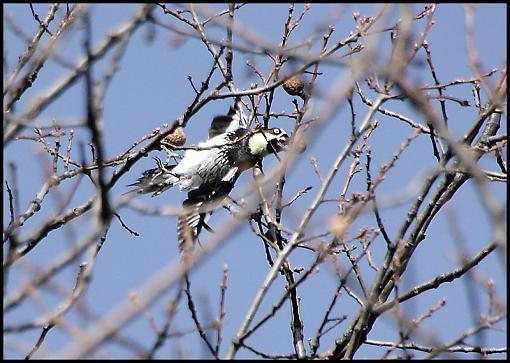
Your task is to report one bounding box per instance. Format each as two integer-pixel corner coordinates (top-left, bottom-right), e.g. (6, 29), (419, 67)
(3, 3), (507, 359)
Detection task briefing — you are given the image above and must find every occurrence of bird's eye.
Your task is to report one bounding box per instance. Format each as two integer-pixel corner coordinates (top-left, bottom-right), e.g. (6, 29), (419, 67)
(273, 128), (281, 135)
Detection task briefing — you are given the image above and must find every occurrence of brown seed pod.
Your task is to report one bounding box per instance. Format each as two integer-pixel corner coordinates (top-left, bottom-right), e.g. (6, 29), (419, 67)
(162, 126), (186, 147)
(283, 75), (307, 101)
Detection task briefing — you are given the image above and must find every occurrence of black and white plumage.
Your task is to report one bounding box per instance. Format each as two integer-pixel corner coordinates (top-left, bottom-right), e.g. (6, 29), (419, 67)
(128, 97), (289, 248)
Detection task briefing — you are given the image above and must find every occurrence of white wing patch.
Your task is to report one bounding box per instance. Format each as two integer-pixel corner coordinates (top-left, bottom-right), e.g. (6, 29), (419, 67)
(231, 97), (249, 129)
(222, 167), (238, 183)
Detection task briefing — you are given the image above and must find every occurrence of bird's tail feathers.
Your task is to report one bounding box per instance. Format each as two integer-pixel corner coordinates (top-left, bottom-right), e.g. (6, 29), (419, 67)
(177, 181), (235, 255)
(125, 158), (178, 196)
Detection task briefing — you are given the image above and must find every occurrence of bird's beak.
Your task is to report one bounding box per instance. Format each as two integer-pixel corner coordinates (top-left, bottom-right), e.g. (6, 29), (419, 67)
(272, 134), (290, 152)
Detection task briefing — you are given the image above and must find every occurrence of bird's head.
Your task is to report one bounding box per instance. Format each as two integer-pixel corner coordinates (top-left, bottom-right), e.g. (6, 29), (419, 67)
(248, 127), (290, 156)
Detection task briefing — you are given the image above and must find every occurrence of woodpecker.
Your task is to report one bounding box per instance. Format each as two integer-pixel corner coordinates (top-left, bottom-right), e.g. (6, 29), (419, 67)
(128, 97), (289, 248)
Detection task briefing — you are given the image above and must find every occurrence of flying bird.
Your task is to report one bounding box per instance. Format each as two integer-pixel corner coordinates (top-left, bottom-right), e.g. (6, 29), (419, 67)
(128, 97), (289, 249)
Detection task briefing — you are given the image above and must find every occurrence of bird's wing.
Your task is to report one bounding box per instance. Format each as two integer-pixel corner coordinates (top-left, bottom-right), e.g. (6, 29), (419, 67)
(208, 97), (249, 139)
(177, 180), (237, 254)
(221, 166), (239, 183)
